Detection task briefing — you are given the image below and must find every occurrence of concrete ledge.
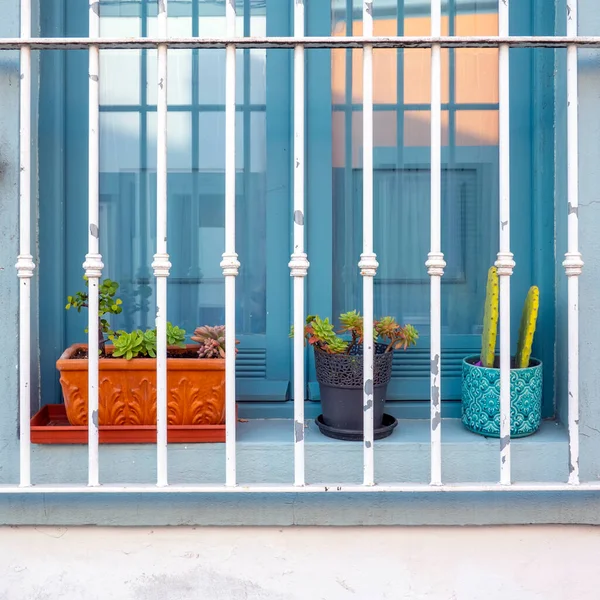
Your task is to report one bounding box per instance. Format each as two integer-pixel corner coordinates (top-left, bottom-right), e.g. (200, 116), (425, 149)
(0, 417), (575, 525)
(21, 417), (568, 486)
(3, 490), (600, 526)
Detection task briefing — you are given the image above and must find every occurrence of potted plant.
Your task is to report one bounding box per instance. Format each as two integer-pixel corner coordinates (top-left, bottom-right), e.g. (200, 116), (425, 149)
(297, 311), (418, 441)
(461, 266), (542, 437)
(57, 276), (232, 427)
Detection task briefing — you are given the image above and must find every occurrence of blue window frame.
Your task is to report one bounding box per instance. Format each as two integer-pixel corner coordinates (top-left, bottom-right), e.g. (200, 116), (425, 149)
(40, 0), (293, 404)
(39, 0), (556, 418)
(306, 0), (556, 418)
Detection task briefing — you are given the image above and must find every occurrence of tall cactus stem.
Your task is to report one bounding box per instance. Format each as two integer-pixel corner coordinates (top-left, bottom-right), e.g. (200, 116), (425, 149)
(480, 266), (499, 368)
(516, 285), (540, 368)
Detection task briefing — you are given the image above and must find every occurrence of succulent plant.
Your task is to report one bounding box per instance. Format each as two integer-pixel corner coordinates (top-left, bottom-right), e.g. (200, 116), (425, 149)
(295, 312), (418, 355)
(376, 317), (419, 352)
(111, 322), (186, 360)
(191, 325), (238, 359)
(112, 329), (153, 360)
(515, 285), (540, 368)
(299, 315), (348, 354)
(66, 277), (189, 360)
(166, 323), (186, 348)
(338, 310), (370, 349)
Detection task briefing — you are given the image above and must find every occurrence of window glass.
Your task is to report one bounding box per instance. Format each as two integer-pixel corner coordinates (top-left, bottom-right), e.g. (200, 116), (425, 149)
(331, 0), (501, 337)
(96, 2), (267, 336)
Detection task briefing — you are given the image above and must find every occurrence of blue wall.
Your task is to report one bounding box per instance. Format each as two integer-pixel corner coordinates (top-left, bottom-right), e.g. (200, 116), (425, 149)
(0, 0), (22, 486)
(576, 0), (600, 482)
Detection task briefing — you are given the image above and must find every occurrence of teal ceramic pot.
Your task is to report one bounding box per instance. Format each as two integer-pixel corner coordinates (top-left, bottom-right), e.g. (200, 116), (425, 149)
(461, 355), (542, 438)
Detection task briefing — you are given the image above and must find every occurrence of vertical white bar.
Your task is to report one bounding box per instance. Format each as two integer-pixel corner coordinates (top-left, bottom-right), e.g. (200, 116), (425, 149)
(426, 0), (445, 487)
(496, 0), (514, 486)
(153, 0), (171, 487)
(221, 0), (240, 487)
(359, 0), (378, 487)
(565, 0), (583, 485)
(289, 0), (309, 487)
(17, 0), (34, 488)
(83, 0), (103, 487)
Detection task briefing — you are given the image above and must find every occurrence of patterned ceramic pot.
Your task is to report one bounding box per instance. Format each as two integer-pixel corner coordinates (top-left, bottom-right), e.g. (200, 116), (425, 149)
(461, 355), (542, 438)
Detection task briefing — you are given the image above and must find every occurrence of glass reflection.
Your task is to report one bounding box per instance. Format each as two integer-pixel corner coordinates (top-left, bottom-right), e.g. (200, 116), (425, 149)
(97, 1), (267, 336)
(331, 0), (501, 336)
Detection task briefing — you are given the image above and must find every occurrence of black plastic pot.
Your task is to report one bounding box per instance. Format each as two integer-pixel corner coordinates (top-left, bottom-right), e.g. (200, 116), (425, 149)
(314, 343), (393, 434)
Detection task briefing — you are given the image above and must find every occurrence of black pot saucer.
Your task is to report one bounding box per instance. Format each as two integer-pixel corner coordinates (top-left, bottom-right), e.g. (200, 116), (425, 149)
(314, 413), (398, 441)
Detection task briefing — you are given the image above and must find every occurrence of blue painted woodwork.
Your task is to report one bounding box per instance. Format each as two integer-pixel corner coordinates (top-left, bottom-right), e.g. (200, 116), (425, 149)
(312, 0), (556, 419)
(38, 0), (555, 415)
(40, 0), (292, 402)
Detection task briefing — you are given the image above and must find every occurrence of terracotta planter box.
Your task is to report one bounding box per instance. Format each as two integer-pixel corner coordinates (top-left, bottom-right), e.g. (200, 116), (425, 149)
(31, 404), (227, 444)
(57, 344), (225, 427)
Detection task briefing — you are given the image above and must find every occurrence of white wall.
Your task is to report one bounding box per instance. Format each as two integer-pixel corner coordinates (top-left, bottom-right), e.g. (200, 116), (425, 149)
(0, 525), (597, 599)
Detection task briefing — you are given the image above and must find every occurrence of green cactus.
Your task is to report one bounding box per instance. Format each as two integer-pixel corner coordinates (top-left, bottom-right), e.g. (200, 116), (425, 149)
(480, 266), (499, 368)
(516, 285), (540, 368)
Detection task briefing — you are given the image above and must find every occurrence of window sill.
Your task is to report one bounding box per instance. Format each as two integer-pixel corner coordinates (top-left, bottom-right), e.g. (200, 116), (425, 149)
(29, 418), (568, 486)
(237, 418), (568, 484)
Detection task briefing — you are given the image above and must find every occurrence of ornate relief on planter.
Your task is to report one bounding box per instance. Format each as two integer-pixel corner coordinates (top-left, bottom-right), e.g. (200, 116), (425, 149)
(461, 355), (542, 438)
(57, 344), (225, 426)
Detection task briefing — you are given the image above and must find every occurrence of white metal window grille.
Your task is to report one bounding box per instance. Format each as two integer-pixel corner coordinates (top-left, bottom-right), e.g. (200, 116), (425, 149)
(6, 0), (592, 493)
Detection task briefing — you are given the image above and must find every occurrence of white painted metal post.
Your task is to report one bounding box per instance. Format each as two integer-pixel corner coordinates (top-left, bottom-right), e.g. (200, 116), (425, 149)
(496, 0), (514, 486)
(221, 0), (240, 487)
(153, 0), (171, 487)
(289, 0), (309, 487)
(4, 4), (594, 499)
(359, 0), (378, 487)
(565, 0), (583, 485)
(426, 0), (445, 487)
(83, 0), (103, 487)
(17, 0), (34, 488)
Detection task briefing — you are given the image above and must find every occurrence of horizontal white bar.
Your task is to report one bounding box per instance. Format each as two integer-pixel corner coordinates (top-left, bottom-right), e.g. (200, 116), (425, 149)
(2, 36), (600, 50)
(0, 483), (596, 494)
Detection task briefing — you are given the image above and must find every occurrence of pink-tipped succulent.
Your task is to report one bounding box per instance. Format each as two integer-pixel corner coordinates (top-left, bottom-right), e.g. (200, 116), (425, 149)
(191, 325), (238, 359)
